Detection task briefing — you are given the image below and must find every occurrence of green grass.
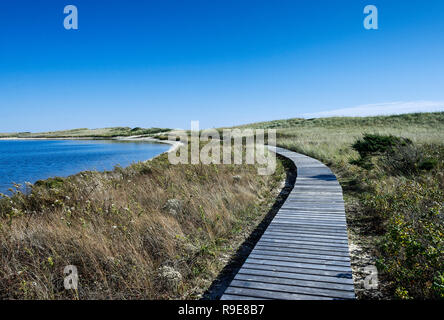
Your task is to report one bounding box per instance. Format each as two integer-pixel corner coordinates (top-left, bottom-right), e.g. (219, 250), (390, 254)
(238, 112), (444, 130)
(241, 112), (444, 166)
(0, 127), (171, 138)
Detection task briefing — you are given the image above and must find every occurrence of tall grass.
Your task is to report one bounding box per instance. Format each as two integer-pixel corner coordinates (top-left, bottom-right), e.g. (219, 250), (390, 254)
(0, 144), (285, 299)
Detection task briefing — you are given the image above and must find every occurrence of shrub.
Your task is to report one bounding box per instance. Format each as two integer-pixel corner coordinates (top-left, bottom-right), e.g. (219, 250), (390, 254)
(367, 180), (444, 299)
(419, 158), (438, 171)
(352, 134), (411, 158)
(34, 177), (66, 189)
(351, 134), (437, 176)
(379, 143), (422, 176)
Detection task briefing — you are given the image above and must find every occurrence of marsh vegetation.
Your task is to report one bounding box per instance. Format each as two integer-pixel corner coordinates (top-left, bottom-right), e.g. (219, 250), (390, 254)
(0, 142), (285, 299)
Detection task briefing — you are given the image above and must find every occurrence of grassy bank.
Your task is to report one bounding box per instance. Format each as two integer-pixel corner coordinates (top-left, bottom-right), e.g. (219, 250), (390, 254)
(0, 127), (171, 139)
(239, 112), (444, 299)
(0, 143), (285, 299)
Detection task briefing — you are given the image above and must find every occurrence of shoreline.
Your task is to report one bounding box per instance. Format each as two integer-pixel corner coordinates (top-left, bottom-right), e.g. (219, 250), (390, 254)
(114, 135), (183, 160)
(0, 136), (183, 195)
(0, 135), (182, 156)
(0, 137), (109, 140)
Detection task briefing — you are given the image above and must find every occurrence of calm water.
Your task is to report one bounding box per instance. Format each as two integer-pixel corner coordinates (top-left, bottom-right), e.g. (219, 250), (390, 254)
(0, 140), (170, 194)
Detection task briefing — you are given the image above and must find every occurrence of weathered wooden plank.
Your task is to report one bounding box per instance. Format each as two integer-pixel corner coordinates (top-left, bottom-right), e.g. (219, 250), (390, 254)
(232, 275), (355, 297)
(263, 228), (348, 237)
(260, 234), (350, 245)
(238, 267), (354, 285)
(229, 280), (355, 299)
(274, 215), (346, 221)
(254, 244), (351, 258)
(259, 236), (350, 247)
(269, 220), (348, 228)
(249, 253), (351, 267)
(251, 248), (351, 262)
(264, 229), (349, 240)
(267, 222), (347, 229)
(270, 219), (347, 227)
(274, 214), (346, 221)
(268, 224), (348, 234)
(241, 263), (354, 284)
(279, 207), (346, 213)
(284, 200), (345, 204)
(224, 287), (333, 300)
(257, 239), (351, 253)
(279, 206), (345, 212)
(246, 257), (351, 273)
(264, 227), (349, 235)
(220, 294), (269, 300)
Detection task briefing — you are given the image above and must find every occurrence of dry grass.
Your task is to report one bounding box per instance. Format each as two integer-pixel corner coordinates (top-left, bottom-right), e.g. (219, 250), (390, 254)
(0, 144), (285, 299)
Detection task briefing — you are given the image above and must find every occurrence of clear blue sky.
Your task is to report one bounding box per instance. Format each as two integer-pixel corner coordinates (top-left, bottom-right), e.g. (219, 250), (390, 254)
(1, 0), (443, 132)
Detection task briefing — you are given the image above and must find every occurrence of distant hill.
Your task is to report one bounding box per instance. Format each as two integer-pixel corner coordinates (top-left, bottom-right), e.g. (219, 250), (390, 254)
(237, 112), (444, 130)
(0, 127), (171, 138)
(235, 112), (444, 163)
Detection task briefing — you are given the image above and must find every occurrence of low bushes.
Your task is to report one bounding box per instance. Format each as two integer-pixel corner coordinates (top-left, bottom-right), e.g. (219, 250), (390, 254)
(351, 134), (443, 299)
(351, 133), (438, 176)
(364, 178), (444, 299)
(352, 134), (411, 159)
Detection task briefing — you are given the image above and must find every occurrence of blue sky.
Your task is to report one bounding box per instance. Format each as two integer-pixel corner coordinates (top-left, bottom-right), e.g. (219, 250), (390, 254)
(0, 0), (443, 132)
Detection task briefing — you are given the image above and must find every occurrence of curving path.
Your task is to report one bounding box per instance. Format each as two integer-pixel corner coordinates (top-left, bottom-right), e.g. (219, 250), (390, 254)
(221, 146), (355, 300)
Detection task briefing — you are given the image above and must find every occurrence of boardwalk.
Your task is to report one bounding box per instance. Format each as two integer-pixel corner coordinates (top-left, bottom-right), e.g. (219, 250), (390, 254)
(221, 147), (355, 300)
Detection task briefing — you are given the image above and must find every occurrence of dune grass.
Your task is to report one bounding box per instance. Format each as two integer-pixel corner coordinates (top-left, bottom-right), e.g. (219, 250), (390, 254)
(239, 112), (444, 164)
(0, 143), (285, 299)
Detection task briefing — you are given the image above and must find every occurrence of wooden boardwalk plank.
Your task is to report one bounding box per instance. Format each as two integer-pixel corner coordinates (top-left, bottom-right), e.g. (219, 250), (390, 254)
(250, 250), (351, 265)
(221, 147), (355, 300)
(249, 253), (351, 267)
(253, 245), (352, 258)
(266, 226), (349, 235)
(256, 239), (351, 253)
(238, 268), (354, 286)
(223, 287), (333, 300)
(241, 263), (354, 283)
(245, 257), (351, 272)
(264, 230), (350, 240)
(229, 280), (354, 299)
(220, 294), (269, 300)
(230, 278), (355, 299)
